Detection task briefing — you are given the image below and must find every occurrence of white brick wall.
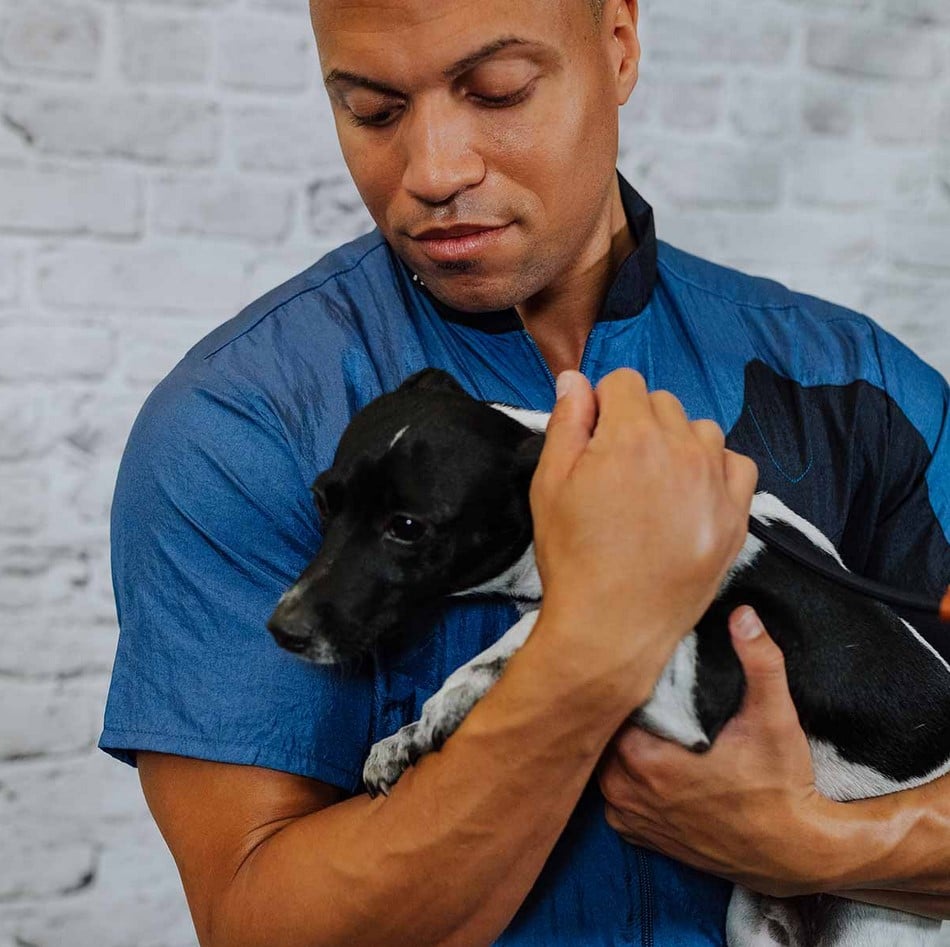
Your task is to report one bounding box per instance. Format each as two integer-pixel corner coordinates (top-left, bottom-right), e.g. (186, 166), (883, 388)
(1, 0), (948, 943)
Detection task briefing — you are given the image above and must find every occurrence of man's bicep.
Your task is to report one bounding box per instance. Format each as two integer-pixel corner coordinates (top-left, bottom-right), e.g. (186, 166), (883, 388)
(138, 751), (347, 944)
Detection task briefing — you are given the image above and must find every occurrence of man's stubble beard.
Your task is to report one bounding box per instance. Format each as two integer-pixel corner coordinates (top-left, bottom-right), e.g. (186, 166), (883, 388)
(425, 250), (559, 314)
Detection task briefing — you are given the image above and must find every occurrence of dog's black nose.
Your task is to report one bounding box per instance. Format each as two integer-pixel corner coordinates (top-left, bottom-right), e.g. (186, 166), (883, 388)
(268, 620), (311, 654)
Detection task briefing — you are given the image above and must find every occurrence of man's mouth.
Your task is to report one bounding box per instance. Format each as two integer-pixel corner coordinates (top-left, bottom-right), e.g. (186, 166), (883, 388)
(410, 223), (512, 263)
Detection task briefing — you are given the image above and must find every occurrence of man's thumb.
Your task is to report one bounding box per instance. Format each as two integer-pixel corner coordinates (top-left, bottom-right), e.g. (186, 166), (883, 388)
(533, 370), (596, 486)
(730, 606), (796, 721)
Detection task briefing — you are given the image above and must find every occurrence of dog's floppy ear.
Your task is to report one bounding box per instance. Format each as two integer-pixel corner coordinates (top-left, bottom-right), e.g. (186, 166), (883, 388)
(514, 432), (545, 482)
(398, 367), (467, 396)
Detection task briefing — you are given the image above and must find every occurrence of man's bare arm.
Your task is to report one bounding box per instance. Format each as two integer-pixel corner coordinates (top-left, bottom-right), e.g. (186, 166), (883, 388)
(826, 770), (950, 919)
(599, 610), (950, 920)
(139, 622), (653, 947)
(139, 370), (757, 947)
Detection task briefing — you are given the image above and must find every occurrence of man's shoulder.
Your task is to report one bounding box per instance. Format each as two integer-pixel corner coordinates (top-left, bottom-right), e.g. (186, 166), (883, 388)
(656, 239), (867, 329)
(654, 239), (893, 383)
(128, 230), (405, 477)
(191, 229), (395, 367)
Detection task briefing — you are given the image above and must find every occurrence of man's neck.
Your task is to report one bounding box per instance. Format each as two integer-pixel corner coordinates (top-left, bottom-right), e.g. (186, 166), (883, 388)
(515, 185), (636, 378)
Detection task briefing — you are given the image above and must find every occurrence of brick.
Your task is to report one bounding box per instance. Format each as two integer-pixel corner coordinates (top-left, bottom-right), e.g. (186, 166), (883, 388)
(885, 0), (950, 25)
(803, 81), (858, 137)
(118, 316), (223, 386)
(0, 827), (96, 900)
(0, 387), (58, 459)
(782, 0), (871, 6)
(248, 0), (307, 12)
(0, 756), (150, 835)
(862, 280), (950, 377)
(0, 468), (48, 533)
(153, 174), (294, 243)
(0, 163), (141, 237)
(0, 544), (92, 612)
(621, 140), (783, 209)
(306, 172), (377, 241)
(68, 389), (152, 461)
(231, 98), (343, 172)
(0, 610), (118, 677)
(645, 12), (792, 66)
(1, 91), (220, 165)
(656, 74), (722, 131)
(0, 323), (114, 381)
(0, 2), (102, 77)
(807, 23), (940, 80)
(0, 882), (199, 947)
(790, 144), (931, 209)
(120, 11), (212, 85)
(0, 246), (17, 303)
(36, 243), (251, 315)
(886, 217), (950, 274)
(659, 210), (877, 268)
(0, 678), (104, 759)
(243, 243), (334, 308)
(730, 76), (794, 140)
(218, 15), (312, 92)
(865, 86), (944, 144)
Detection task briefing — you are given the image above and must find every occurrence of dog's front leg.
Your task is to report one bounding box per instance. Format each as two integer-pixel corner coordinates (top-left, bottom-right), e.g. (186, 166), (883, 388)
(363, 609), (540, 796)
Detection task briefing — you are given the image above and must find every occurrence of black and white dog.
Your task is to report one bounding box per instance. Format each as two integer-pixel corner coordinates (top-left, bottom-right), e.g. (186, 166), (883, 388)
(268, 368), (950, 947)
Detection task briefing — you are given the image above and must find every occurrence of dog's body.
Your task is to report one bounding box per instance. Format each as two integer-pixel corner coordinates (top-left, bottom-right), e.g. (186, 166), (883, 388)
(269, 369), (950, 947)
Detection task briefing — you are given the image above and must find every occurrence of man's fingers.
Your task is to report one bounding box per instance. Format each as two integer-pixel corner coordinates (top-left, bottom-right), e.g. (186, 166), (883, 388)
(533, 370), (596, 487)
(650, 390), (691, 432)
(591, 368), (652, 439)
(730, 607), (799, 726)
(724, 449), (759, 513)
(691, 419), (726, 452)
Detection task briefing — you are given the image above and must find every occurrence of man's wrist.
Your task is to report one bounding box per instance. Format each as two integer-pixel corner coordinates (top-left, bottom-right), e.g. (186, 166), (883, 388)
(802, 790), (909, 894)
(527, 605), (677, 724)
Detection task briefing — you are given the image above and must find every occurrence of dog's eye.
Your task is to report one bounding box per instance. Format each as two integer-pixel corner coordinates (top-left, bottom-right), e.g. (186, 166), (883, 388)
(384, 515), (428, 545)
(311, 488), (329, 518)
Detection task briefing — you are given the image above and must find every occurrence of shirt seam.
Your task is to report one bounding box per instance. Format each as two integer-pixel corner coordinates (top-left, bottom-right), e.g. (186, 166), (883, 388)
(201, 238), (389, 361)
(658, 253), (863, 318)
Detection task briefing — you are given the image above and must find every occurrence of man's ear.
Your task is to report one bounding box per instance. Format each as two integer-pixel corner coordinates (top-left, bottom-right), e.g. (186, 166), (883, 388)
(610, 0), (640, 105)
(397, 368), (468, 396)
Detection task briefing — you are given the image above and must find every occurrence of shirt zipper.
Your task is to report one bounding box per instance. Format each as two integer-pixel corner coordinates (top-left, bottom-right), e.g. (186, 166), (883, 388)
(521, 325), (599, 398)
(636, 848), (656, 947)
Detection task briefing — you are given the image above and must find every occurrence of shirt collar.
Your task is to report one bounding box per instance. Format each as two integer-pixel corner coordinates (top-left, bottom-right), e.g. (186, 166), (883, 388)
(396, 171), (658, 335)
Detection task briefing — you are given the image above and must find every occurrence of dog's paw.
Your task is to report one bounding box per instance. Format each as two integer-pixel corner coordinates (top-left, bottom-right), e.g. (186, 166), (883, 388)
(412, 661), (503, 755)
(363, 721), (419, 798)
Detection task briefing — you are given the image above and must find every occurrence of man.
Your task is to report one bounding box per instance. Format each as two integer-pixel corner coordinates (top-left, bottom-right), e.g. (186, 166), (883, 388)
(99, 0), (950, 943)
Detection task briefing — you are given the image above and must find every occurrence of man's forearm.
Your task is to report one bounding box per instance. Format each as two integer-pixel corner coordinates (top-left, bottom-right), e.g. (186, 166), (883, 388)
(215, 617), (650, 947)
(825, 771), (950, 919)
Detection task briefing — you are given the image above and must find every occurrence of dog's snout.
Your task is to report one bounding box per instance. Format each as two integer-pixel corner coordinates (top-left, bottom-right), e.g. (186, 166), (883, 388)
(268, 592), (318, 653)
(268, 620), (311, 653)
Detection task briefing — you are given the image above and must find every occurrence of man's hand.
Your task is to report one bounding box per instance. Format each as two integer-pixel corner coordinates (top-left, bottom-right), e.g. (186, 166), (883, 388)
(597, 605), (844, 898)
(531, 369), (759, 706)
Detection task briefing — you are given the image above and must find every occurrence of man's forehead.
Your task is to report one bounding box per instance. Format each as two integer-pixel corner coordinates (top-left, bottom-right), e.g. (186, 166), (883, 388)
(311, 0), (583, 58)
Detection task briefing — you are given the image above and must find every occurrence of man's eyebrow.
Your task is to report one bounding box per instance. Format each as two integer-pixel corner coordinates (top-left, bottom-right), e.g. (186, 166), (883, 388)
(324, 70), (403, 98)
(442, 36), (541, 80)
(324, 36), (548, 96)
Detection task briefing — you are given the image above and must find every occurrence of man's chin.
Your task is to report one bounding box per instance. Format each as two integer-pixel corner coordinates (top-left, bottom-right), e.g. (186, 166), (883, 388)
(418, 267), (532, 314)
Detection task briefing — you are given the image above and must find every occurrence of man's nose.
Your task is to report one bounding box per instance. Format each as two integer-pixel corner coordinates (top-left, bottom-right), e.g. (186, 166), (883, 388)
(400, 97), (486, 205)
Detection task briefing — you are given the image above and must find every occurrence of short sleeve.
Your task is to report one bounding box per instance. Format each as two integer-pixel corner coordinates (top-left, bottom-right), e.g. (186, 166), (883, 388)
(98, 363), (373, 794)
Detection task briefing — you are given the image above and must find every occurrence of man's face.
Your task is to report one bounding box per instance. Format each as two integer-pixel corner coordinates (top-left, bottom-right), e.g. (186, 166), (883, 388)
(311, 0), (639, 313)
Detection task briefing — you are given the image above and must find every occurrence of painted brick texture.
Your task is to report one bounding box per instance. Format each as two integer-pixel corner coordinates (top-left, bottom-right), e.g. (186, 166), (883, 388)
(1, 0), (948, 943)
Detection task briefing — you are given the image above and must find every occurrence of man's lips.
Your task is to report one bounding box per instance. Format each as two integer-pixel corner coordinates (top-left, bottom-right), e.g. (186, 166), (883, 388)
(409, 223), (512, 263)
(411, 223), (507, 240)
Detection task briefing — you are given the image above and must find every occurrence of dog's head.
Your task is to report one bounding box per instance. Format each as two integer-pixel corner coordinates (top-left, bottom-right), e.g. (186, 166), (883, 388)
(267, 369), (545, 667)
